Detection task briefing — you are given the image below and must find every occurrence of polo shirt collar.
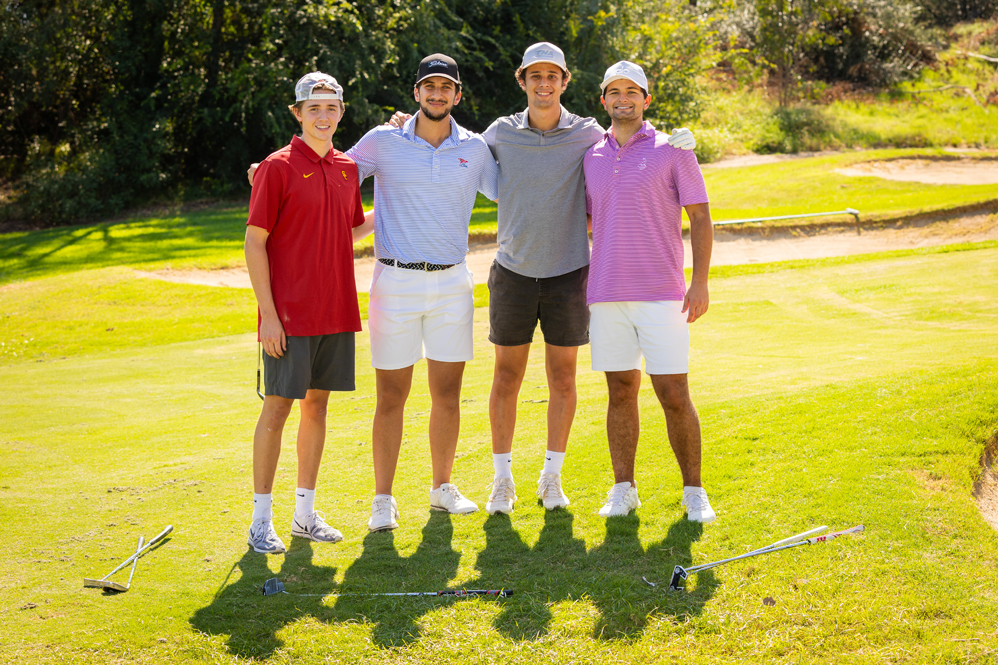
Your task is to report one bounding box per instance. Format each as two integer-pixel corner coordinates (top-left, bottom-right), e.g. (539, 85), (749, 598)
(403, 112), (462, 148)
(605, 120), (656, 149)
(518, 105), (573, 130)
(291, 134), (336, 163)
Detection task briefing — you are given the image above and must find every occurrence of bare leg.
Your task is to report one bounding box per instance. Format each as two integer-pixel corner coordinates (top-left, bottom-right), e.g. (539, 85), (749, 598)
(651, 374), (702, 487)
(295, 389), (330, 490)
(253, 395), (294, 494)
(489, 344), (530, 455)
(605, 370), (641, 485)
(372, 366), (414, 496)
(427, 359), (466, 489)
(544, 344), (579, 454)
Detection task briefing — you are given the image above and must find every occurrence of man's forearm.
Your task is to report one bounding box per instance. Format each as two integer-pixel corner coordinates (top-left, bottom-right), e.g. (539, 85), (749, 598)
(687, 204), (713, 284)
(245, 234), (278, 318)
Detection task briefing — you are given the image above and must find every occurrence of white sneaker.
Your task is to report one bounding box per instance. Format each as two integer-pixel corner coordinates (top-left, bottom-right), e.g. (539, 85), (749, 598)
(368, 495), (400, 532)
(291, 511), (343, 543)
(683, 486), (716, 523)
(248, 518), (286, 554)
(430, 483), (479, 514)
(598, 482), (640, 517)
(486, 477), (517, 514)
(537, 472), (570, 510)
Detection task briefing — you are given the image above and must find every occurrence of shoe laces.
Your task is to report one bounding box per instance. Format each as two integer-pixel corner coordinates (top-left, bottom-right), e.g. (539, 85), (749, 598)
(684, 489), (707, 511)
(490, 477), (515, 500)
(538, 473), (562, 498)
(441, 484), (465, 502)
(252, 519), (277, 540)
(372, 497), (393, 517)
(605, 483), (630, 505)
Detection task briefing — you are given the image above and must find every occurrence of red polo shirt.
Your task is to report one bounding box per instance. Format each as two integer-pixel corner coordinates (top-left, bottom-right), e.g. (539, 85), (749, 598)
(247, 135), (365, 336)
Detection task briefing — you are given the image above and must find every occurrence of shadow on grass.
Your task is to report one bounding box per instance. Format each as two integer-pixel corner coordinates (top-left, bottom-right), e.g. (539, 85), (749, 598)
(472, 511), (717, 641)
(189, 511), (460, 658)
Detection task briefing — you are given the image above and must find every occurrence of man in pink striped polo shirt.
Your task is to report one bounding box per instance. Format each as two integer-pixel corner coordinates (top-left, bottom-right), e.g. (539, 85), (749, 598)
(583, 61), (716, 522)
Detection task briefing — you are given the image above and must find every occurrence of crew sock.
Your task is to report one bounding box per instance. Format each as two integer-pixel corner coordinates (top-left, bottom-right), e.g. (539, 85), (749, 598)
(542, 450), (565, 476)
(493, 453), (513, 480)
(295, 487), (315, 517)
(253, 493), (273, 521)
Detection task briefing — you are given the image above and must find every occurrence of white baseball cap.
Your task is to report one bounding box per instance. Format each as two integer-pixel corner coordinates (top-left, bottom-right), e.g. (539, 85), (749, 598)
(294, 71), (344, 103)
(520, 42), (568, 72)
(600, 60), (649, 92)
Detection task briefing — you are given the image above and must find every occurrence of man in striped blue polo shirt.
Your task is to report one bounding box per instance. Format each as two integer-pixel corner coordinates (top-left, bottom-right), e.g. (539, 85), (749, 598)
(249, 55), (498, 533)
(349, 54), (499, 531)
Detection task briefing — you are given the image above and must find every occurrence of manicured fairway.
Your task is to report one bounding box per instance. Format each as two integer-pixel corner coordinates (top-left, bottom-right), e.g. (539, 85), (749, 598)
(1, 243), (996, 663)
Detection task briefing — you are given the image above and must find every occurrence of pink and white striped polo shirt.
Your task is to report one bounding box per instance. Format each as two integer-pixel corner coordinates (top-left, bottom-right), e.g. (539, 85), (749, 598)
(584, 121), (708, 304)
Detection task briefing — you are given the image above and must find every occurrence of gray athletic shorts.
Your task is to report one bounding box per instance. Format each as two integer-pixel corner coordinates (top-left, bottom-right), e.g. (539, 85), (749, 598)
(263, 333), (355, 399)
(487, 261), (590, 347)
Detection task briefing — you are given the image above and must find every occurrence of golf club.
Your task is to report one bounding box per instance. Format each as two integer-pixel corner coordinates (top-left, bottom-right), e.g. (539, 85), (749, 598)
(256, 342), (265, 401)
(84, 524), (173, 591)
(670, 524), (864, 591)
(262, 577), (512, 598)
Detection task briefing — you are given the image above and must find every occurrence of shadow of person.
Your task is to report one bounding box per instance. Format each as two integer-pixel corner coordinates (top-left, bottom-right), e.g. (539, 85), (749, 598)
(587, 517), (716, 640)
(189, 538), (338, 660)
(328, 510), (460, 648)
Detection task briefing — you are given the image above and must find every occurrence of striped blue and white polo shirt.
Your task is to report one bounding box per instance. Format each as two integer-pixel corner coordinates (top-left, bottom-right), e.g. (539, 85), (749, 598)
(348, 113), (499, 265)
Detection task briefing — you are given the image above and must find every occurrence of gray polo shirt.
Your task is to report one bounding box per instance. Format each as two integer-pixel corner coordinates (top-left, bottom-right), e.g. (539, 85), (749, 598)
(483, 106), (605, 279)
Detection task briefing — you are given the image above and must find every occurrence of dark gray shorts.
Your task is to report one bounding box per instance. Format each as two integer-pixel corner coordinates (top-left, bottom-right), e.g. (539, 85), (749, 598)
(263, 333), (355, 399)
(487, 261), (590, 347)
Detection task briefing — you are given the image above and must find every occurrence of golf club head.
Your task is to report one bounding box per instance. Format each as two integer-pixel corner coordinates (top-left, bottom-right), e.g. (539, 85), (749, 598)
(669, 565), (688, 591)
(83, 578), (129, 592)
(262, 578), (285, 596)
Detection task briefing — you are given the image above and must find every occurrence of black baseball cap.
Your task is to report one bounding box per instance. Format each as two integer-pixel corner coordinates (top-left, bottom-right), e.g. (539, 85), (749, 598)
(415, 53), (460, 86)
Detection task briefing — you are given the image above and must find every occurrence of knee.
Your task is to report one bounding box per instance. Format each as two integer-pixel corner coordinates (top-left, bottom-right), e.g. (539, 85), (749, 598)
(261, 398), (293, 427)
(655, 382), (691, 413)
(606, 373), (640, 404)
(492, 366), (524, 397)
(548, 371), (577, 399)
(377, 383), (410, 410)
(299, 394), (329, 421)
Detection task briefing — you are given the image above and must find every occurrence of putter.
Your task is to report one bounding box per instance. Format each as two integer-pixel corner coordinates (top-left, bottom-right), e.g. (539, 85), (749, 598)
(669, 525), (863, 591)
(84, 525), (173, 591)
(262, 577), (512, 598)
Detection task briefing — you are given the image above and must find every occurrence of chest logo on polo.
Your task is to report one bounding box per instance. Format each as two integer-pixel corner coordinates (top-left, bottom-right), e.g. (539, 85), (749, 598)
(342, 170), (348, 180)
(458, 158), (469, 168)
(638, 158), (647, 171)
(303, 172), (314, 178)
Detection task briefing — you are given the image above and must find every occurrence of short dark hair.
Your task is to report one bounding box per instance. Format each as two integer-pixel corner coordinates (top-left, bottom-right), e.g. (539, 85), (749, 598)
(515, 64), (572, 85)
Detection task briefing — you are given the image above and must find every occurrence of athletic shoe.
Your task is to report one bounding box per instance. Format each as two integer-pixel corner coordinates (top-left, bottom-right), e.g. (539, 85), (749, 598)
(682, 486), (716, 523)
(368, 495), (400, 532)
(598, 482), (640, 517)
(430, 483), (479, 514)
(248, 518), (286, 554)
(291, 511), (343, 543)
(537, 472), (571, 510)
(485, 477), (517, 514)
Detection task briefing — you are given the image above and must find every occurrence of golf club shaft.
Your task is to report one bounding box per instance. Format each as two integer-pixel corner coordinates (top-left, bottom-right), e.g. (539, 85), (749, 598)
(686, 525), (864, 574)
(747, 526), (828, 555)
(124, 535), (144, 588)
(298, 589), (513, 598)
(100, 525), (173, 580)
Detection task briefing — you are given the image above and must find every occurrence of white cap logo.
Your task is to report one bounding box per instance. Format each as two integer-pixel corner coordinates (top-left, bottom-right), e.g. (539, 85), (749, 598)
(520, 42), (568, 71)
(429, 60), (447, 68)
(600, 60), (648, 92)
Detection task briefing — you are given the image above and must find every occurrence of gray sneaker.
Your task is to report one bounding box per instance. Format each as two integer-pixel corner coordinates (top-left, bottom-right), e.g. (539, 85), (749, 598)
(291, 511), (343, 543)
(248, 518), (286, 554)
(368, 495), (400, 532)
(430, 483), (479, 514)
(537, 472), (571, 510)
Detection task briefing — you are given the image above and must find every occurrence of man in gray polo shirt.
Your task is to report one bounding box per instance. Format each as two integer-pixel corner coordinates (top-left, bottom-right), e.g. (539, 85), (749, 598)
(482, 42), (696, 516)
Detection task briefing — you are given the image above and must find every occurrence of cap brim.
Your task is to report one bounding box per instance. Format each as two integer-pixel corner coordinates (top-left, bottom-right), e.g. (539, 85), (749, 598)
(600, 75), (647, 91)
(521, 59), (568, 71)
(415, 73), (460, 86)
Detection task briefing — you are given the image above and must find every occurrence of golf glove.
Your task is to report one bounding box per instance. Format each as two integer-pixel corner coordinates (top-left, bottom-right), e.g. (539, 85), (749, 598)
(668, 127), (696, 151)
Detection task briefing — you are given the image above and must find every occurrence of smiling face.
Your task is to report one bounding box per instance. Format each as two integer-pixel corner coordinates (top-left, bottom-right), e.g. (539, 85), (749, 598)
(414, 76), (461, 122)
(292, 96), (344, 145)
(601, 78), (651, 124)
(519, 63), (568, 110)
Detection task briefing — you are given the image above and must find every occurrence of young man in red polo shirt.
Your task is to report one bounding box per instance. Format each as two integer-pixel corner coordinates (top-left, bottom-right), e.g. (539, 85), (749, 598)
(244, 72), (374, 554)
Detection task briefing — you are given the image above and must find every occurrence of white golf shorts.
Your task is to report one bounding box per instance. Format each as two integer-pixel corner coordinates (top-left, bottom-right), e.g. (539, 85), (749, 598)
(368, 261), (475, 370)
(589, 300), (689, 375)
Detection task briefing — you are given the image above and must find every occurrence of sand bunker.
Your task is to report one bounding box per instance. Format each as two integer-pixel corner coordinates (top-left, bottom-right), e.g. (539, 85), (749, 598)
(835, 157), (998, 185)
(975, 433), (998, 533)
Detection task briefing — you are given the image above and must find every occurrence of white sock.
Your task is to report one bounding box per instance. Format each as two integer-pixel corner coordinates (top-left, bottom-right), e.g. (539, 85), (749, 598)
(295, 487), (315, 517)
(252, 493), (273, 521)
(493, 453), (513, 480)
(542, 450), (565, 476)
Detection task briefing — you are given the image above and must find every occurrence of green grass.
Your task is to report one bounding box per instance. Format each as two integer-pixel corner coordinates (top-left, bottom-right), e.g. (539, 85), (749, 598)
(2, 151), (996, 285)
(1, 243), (997, 663)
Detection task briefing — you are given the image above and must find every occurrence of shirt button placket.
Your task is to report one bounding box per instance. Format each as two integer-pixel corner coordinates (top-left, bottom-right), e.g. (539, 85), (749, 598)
(432, 150), (440, 183)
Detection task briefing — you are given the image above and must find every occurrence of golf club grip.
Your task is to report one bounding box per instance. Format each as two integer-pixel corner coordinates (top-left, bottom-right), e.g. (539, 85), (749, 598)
(436, 589), (512, 597)
(806, 524), (864, 544)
